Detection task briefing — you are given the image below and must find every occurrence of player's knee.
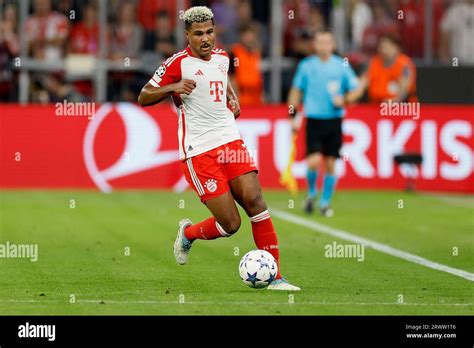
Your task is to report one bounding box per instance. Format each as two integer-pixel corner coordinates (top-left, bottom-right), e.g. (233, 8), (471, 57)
(220, 215), (241, 235)
(325, 157), (336, 174)
(245, 193), (267, 215)
(307, 154), (321, 170)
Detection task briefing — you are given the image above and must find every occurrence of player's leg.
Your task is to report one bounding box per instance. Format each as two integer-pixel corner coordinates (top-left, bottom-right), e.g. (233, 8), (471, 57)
(318, 118), (342, 216)
(229, 172), (300, 290)
(304, 118), (324, 213)
(224, 140), (279, 273)
(174, 191), (242, 265)
(305, 152), (323, 213)
(229, 173), (274, 265)
(319, 156), (336, 216)
(174, 155), (241, 265)
(185, 192), (241, 241)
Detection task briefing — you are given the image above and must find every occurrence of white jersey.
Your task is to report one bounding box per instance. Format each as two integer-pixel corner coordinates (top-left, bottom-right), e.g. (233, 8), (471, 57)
(148, 46), (241, 160)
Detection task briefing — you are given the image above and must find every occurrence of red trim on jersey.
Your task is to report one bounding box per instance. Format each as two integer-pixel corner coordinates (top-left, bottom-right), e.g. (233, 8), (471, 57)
(185, 45), (226, 61)
(181, 107), (187, 159)
(211, 48), (229, 58)
(164, 49), (188, 66)
(156, 50), (187, 95)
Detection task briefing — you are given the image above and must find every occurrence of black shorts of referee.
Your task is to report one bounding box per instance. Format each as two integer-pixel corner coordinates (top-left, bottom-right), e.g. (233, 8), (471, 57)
(305, 117), (342, 158)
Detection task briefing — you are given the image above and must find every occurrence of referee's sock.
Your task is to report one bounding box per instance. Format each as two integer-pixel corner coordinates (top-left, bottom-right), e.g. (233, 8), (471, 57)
(320, 174), (337, 208)
(306, 170), (318, 199)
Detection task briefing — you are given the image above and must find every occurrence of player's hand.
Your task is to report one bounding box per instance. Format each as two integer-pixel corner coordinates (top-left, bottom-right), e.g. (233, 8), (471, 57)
(228, 99), (240, 118)
(332, 95), (345, 108)
(291, 112), (302, 134)
(174, 79), (196, 95)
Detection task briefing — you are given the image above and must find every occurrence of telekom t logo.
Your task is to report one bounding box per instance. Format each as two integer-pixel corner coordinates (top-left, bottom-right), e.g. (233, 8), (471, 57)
(210, 81), (224, 102)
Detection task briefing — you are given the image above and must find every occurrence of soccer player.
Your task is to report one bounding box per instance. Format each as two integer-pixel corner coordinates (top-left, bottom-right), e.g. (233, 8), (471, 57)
(287, 30), (362, 216)
(138, 6), (299, 291)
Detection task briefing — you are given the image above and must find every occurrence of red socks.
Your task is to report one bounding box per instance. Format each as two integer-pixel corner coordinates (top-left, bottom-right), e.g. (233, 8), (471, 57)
(249, 210), (281, 279)
(184, 217), (230, 241)
(183, 210), (282, 279)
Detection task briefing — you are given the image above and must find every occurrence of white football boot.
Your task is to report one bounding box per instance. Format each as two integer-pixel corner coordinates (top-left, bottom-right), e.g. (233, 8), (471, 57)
(267, 278), (301, 291)
(173, 218), (193, 265)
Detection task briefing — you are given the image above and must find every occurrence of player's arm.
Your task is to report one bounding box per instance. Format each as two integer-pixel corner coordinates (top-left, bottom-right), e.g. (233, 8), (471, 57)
(393, 66), (412, 102)
(333, 85), (365, 107)
(227, 79), (241, 118)
(138, 80), (196, 107)
(287, 59), (307, 132)
(287, 87), (302, 115)
(333, 64), (366, 107)
(287, 87), (303, 133)
(344, 74), (367, 104)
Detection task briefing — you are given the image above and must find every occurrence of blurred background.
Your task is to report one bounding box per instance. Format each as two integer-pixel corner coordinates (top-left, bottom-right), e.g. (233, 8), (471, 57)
(1, 0), (473, 105)
(1, 0), (473, 194)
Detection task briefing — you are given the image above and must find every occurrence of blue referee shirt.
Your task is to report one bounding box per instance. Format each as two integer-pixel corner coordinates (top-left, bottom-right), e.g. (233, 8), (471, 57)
(292, 54), (359, 119)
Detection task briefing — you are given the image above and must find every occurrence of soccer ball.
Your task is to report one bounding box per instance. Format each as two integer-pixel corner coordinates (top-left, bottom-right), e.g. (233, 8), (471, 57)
(239, 249), (278, 288)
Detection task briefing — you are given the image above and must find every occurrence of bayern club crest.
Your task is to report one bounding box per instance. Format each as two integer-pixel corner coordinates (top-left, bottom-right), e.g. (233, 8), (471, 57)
(218, 64), (228, 75)
(204, 179), (218, 193)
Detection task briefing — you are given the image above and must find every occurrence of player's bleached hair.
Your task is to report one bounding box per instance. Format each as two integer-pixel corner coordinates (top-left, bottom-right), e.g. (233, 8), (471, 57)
(183, 6), (214, 30)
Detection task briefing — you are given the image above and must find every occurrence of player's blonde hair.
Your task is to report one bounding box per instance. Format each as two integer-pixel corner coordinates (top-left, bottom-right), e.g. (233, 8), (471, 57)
(183, 6), (214, 29)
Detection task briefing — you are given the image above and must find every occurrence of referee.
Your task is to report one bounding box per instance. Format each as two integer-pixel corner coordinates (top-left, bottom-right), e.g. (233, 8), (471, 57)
(287, 29), (362, 216)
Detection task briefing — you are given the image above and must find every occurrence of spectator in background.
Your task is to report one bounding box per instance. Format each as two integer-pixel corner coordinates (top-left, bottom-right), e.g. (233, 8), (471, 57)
(144, 10), (176, 59)
(109, 2), (144, 102)
(0, 3), (20, 101)
(285, 5), (326, 58)
(109, 0), (137, 23)
(360, 2), (397, 57)
(439, 0), (474, 65)
(230, 24), (264, 106)
(69, 3), (100, 99)
(137, 0), (180, 33)
(283, 0), (313, 57)
(211, 0), (239, 49)
(110, 2), (143, 60)
(25, 0), (69, 60)
(361, 33), (417, 103)
(331, 0), (372, 61)
(42, 72), (85, 103)
(350, 0), (372, 50)
(57, 0), (82, 20)
(70, 3), (99, 55)
(398, 0), (445, 59)
(236, 0), (269, 56)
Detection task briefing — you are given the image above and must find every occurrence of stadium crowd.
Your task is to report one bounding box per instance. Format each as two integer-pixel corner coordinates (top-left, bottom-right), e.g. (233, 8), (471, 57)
(0, 0), (473, 103)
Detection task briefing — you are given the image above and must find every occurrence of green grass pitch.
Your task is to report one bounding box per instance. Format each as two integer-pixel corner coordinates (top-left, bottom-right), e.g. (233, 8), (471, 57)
(0, 189), (473, 315)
